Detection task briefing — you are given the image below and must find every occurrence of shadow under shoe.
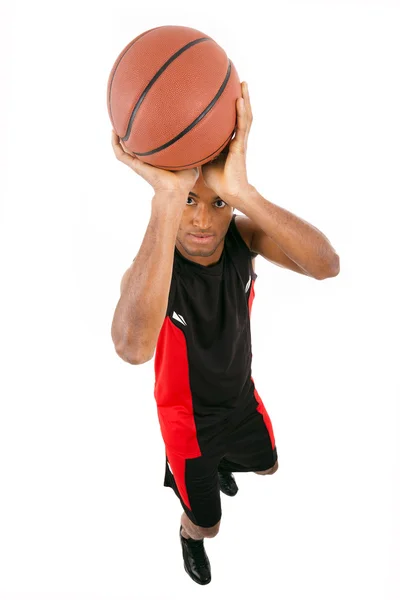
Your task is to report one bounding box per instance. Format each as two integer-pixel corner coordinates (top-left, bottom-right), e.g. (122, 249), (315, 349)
(179, 525), (211, 585)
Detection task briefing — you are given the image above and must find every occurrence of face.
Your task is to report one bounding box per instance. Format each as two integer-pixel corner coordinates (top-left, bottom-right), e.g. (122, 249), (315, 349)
(176, 168), (233, 266)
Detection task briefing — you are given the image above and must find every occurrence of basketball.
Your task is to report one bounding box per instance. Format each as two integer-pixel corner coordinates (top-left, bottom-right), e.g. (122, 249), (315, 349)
(107, 25), (242, 171)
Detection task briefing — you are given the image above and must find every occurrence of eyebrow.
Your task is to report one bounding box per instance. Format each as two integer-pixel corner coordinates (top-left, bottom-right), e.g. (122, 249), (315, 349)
(189, 192), (221, 200)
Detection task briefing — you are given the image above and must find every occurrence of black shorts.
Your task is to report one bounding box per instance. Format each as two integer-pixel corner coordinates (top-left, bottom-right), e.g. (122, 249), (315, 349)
(163, 398), (277, 528)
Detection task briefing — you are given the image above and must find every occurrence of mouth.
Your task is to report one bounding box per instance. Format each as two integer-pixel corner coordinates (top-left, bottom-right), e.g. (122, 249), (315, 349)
(190, 233), (214, 237)
(188, 233), (215, 243)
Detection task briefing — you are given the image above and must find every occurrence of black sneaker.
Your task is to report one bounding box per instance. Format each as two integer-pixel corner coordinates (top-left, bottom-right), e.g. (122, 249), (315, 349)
(179, 525), (211, 585)
(218, 469), (238, 496)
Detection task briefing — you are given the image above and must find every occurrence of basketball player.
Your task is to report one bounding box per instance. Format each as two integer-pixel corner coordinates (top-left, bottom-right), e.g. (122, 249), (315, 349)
(111, 82), (340, 585)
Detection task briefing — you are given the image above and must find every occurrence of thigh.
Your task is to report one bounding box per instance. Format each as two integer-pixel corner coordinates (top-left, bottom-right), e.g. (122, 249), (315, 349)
(163, 448), (223, 528)
(219, 399), (278, 473)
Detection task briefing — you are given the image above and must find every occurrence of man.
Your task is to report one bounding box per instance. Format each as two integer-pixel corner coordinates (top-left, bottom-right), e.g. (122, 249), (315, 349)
(111, 82), (340, 586)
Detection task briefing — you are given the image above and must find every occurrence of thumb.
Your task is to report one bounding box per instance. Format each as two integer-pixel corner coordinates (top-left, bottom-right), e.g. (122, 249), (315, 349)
(128, 154), (147, 175)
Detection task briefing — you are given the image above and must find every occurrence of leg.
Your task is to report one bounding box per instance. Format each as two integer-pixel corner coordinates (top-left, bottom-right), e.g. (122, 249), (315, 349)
(254, 459), (279, 475)
(181, 512), (221, 540)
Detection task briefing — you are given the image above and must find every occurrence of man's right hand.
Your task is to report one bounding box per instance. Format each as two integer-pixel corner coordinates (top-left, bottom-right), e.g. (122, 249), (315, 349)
(111, 130), (199, 196)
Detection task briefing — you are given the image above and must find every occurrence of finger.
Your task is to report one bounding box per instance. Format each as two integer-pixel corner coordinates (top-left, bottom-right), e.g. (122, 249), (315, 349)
(111, 130), (141, 170)
(235, 96), (246, 123)
(120, 140), (131, 155)
(111, 130), (125, 156)
(111, 129), (133, 156)
(236, 96), (247, 129)
(111, 129), (119, 148)
(111, 131), (128, 161)
(112, 130), (133, 159)
(239, 84), (252, 137)
(242, 82), (253, 122)
(231, 98), (247, 151)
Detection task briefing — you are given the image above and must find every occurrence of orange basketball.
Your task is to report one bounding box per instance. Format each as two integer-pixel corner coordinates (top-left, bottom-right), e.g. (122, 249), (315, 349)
(107, 25), (241, 171)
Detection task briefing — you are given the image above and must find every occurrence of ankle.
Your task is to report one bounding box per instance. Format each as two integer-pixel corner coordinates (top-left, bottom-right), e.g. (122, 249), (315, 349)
(181, 525), (204, 541)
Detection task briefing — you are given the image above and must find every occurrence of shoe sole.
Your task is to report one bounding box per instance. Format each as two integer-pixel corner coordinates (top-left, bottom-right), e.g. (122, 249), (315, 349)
(183, 562), (211, 585)
(219, 487), (238, 496)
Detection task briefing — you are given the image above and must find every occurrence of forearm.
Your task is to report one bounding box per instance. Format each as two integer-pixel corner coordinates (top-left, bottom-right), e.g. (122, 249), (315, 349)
(111, 190), (186, 362)
(231, 186), (339, 278)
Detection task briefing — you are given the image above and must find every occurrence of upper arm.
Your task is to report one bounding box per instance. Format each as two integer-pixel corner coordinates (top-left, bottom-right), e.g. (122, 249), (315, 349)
(235, 215), (312, 277)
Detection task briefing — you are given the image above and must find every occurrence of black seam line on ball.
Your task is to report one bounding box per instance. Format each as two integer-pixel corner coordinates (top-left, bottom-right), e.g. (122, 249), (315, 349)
(131, 60), (232, 155)
(121, 37), (211, 142)
(108, 27), (164, 129)
(153, 128), (235, 169)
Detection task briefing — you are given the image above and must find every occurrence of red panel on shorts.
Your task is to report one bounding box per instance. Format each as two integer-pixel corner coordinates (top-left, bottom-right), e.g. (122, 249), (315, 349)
(251, 376), (276, 450)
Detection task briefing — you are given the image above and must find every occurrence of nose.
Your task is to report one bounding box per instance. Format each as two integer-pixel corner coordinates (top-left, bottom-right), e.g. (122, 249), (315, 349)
(193, 205), (212, 230)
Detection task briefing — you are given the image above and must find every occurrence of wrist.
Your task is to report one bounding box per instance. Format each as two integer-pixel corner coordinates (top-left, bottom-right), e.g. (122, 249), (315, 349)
(223, 184), (257, 208)
(151, 188), (187, 214)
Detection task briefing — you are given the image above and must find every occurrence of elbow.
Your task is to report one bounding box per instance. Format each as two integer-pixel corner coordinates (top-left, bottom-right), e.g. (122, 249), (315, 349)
(114, 344), (154, 365)
(111, 324), (154, 364)
(329, 253), (340, 277)
(316, 254), (340, 280)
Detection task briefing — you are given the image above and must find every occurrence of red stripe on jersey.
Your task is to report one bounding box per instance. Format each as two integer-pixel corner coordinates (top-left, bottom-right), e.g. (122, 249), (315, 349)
(154, 317), (202, 459)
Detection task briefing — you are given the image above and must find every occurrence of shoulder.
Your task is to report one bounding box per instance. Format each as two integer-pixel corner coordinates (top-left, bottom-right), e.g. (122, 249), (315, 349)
(232, 214), (253, 251)
(231, 214), (257, 268)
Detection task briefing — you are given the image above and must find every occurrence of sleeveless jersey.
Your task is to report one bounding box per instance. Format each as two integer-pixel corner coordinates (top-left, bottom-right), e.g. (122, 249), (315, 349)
(153, 213), (259, 457)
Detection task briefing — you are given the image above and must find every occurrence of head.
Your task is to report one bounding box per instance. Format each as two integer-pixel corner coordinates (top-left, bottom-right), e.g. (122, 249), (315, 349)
(176, 167), (234, 266)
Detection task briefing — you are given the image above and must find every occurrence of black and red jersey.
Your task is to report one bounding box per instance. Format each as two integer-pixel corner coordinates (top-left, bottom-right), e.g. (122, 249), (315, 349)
(153, 213), (260, 457)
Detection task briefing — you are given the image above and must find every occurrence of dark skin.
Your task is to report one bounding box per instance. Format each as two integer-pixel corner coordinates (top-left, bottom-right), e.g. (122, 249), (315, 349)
(175, 163), (233, 267)
(114, 78), (337, 285)
(116, 140), (238, 269)
(115, 81), (251, 269)
(176, 81), (252, 267)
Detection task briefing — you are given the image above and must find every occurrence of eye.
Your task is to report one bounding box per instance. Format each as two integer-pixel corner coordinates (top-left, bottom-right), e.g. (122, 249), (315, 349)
(214, 199), (226, 208)
(187, 197), (227, 208)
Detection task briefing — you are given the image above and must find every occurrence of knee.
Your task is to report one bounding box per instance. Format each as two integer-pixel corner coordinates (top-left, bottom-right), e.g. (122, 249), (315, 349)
(255, 459), (279, 475)
(198, 519), (221, 538)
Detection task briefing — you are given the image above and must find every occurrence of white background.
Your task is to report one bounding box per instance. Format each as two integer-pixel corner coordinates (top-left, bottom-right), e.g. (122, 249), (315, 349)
(1, 0), (399, 598)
